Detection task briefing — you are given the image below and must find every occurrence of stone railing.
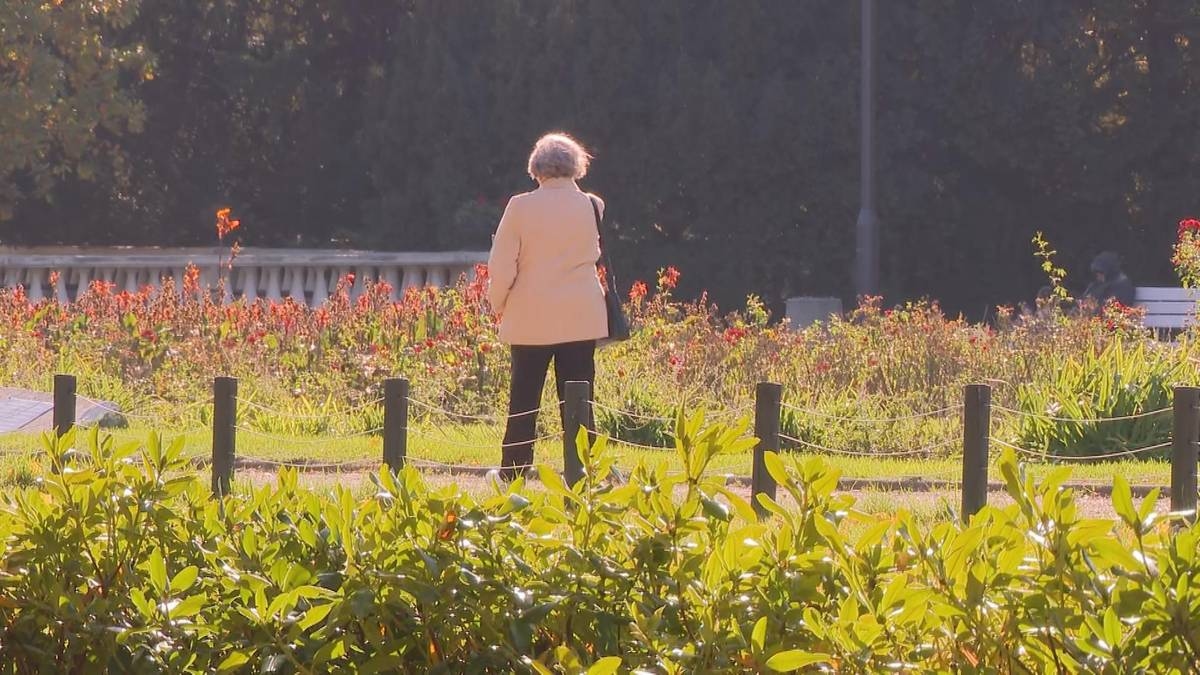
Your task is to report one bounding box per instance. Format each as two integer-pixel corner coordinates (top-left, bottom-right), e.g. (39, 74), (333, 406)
(0, 247), (488, 305)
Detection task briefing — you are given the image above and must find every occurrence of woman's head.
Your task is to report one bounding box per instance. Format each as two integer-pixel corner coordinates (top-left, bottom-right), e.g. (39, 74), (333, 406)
(527, 133), (591, 182)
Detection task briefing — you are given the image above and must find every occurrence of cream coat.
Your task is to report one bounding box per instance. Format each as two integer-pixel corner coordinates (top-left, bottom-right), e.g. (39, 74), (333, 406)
(487, 178), (608, 345)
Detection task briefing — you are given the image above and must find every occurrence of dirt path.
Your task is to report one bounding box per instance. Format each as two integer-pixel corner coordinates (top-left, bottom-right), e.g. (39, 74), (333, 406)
(235, 467), (1162, 521)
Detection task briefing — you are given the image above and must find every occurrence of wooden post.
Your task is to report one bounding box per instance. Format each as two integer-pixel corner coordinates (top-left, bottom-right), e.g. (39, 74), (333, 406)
(1171, 386), (1199, 522)
(752, 382), (783, 518)
(563, 380), (592, 488)
(383, 377), (409, 473)
(212, 376), (238, 497)
(53, 374), (77, 439)
(961, 383), (991, 521)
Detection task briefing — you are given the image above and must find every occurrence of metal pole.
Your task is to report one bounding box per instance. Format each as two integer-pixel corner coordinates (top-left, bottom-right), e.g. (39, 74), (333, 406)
(855, 0), (880, 297)
(752, 382), (783, 518)
(961, 383), (991, 521)
(383, 377), (409, 473)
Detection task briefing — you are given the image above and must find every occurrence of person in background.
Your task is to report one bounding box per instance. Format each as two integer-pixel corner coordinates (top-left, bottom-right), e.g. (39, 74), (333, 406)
(487, 133), (608, 480)
(1082, 251), (1135, 310)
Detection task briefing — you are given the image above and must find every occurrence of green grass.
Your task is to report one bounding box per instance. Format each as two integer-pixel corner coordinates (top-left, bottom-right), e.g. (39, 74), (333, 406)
(0, 422), (1174, 489)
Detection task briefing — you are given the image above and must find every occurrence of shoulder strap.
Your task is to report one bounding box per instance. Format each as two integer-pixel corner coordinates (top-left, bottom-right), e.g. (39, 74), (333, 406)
(587, 195), (605, 249)
(587, 195), (617, 288)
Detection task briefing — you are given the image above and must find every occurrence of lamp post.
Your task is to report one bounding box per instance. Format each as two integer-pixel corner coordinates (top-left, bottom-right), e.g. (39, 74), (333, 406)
(854, 0), (880, 297)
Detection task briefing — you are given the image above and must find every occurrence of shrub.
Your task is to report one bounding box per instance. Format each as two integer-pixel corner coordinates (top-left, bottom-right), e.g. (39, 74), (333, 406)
(1, 419), (1199, 672)
(1011, 340), (1193, 459)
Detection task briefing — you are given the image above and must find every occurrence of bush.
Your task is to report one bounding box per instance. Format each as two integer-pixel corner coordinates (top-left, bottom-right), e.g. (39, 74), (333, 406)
(1012, 340), (1193, 459)
(1, 418), (1199, 673)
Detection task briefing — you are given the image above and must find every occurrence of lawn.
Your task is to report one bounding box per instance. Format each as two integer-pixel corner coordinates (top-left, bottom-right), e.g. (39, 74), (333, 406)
(0, 421), (1174, 490)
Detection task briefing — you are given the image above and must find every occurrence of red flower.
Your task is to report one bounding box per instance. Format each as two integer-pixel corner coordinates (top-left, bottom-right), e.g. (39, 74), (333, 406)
(1179, 218), (1200, 237)
(658, 266), (680, 291)
(629, 280), (648, 303)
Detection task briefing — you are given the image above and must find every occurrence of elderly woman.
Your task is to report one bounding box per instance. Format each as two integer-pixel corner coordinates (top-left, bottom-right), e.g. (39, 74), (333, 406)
(487, 133), (608, 478)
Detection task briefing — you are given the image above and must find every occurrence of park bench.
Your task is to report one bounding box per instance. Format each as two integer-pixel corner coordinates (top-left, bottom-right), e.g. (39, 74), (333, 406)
(1135, 286), (1199, 330)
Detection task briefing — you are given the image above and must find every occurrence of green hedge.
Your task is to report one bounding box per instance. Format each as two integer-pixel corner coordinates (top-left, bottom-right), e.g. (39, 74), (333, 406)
(1, 418), (1198, 673)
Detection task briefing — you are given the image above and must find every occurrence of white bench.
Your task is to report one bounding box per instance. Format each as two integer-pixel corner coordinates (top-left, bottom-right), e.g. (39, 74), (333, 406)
(1135, 287), (1200, 329)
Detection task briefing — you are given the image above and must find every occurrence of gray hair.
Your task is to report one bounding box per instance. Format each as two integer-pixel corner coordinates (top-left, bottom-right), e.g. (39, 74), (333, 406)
(527, 133), (591, 181)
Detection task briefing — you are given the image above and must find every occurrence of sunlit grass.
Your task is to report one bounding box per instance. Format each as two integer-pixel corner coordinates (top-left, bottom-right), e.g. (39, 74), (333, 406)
(0, 421), (1174, 491)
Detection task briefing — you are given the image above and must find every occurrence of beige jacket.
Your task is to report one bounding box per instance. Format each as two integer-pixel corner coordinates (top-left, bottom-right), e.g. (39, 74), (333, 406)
(487, 178), (608, 345)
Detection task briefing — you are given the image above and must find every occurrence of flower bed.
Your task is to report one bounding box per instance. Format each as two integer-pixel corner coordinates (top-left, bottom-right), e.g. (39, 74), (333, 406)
(1, 252), (1197, 458)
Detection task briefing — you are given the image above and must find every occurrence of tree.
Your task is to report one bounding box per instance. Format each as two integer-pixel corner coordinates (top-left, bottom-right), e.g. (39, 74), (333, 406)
(0, 1), (147, 223)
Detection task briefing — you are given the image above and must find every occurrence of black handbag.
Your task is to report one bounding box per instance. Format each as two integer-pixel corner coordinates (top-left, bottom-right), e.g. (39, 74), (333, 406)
(589, 196), (631, 343)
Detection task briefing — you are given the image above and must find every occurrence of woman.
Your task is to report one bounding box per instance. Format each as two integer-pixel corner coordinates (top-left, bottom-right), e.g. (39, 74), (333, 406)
(487, 133), (608, 478)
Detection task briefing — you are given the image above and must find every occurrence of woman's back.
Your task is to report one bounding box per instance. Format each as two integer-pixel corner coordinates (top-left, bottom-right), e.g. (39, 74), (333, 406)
(487, 177), (607, 345)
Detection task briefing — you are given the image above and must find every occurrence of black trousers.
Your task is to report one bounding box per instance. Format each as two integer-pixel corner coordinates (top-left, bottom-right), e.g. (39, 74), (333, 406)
(501, 340), (595, 476)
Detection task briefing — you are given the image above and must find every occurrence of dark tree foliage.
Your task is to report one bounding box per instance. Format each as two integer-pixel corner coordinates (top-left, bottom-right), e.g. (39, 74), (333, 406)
(4, 1), (1199, 317)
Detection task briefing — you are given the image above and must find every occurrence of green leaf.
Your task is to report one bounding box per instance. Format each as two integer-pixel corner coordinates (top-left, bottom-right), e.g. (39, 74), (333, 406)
(1103, 607), (1122, 648)
(148, 549), (167, 593)
(716, 486), (759, 523)
(538, 465), (582, 505)
(1112, 474), (1137, 529)
(217, 651), (251, 673)
(298, 602), (334, 631)
(751, 616), (767, 653)
(171, 594), (206, 619)
(765, 650), (829, 671)
(586, 656), (622, 675)
(701, 496), (731, 522)
(763, 451), (790, 486)
(171, 566), (199, 594)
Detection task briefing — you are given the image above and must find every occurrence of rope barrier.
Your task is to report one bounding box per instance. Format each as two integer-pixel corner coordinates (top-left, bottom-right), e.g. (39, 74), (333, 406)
(779, 433), (960, 458)
(406, 428), (561, 450)
(406, 396), (558, 423)
(235, 455), (377, 471)
(102, 427), (210, 438)
(990, 437), (1173, 461)
(589, 401), (674, 423)
(779, 403), (963, 424)
(406, 457), (506, 472)
(75, 396), (209, 423)
(237, 397), (384, 420)
(607, 438), (677, 452)
(233, 426), (383, 444)
(703, 405), (755, 421)
(990, 405), (1172, 424)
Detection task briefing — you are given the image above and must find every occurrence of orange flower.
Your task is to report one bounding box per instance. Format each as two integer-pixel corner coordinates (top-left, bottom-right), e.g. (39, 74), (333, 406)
(436, 510), (457, 541)
(183, 264), (201, 294)
(215, 207), (241, 240)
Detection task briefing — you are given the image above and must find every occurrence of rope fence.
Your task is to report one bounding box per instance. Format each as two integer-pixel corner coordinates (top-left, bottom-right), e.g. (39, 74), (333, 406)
(779, 434), (960, 458)
(990, 438), (1174, 462)
(990, 404), (1172, 424)
(12, 374), (1200, 525)
(779, 402), (963, 424)
(236, 396), (384, 420)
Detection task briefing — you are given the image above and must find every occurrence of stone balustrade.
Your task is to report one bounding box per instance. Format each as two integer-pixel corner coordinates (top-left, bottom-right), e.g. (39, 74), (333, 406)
(0, 247), (488, 305)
